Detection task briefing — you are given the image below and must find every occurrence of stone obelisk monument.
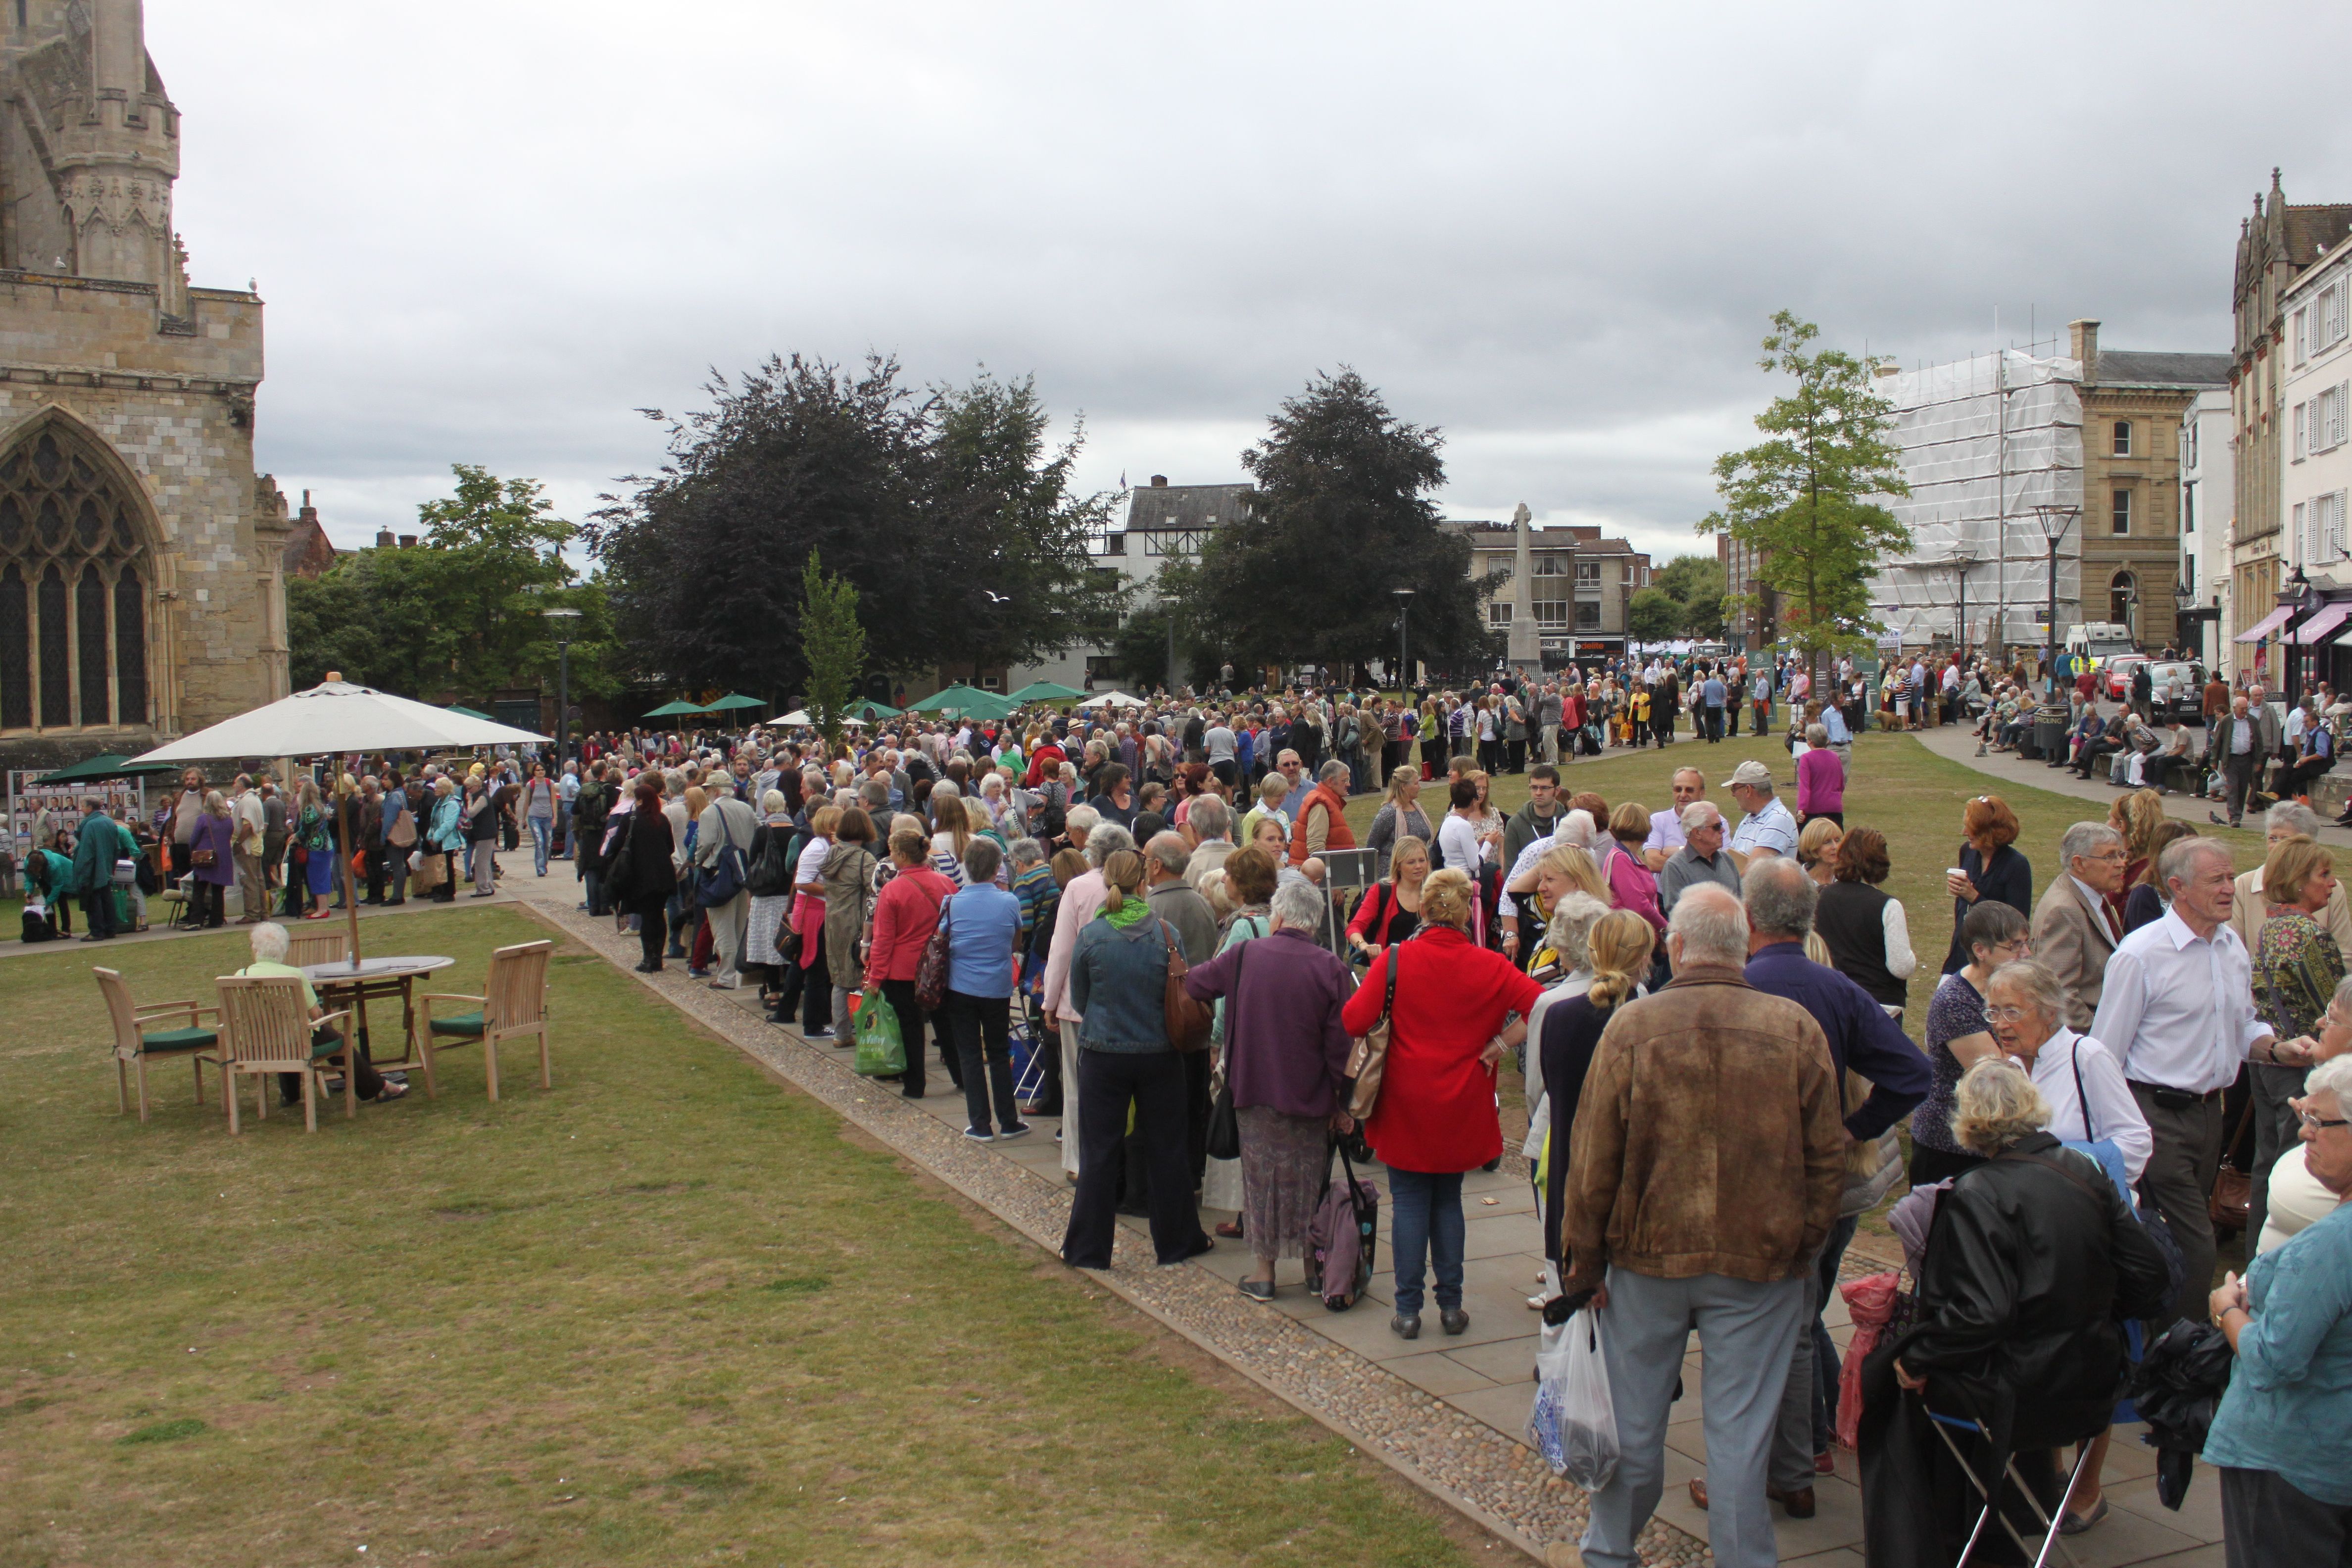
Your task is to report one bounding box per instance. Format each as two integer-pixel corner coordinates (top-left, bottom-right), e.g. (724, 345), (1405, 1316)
(1507, 502), (1542, 674)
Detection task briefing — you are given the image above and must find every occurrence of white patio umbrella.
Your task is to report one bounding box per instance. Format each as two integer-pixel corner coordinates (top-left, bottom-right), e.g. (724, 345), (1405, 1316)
(131, 678), (547, 762)
(131, 677), (550, 967)
(770, 711), (862, 728)
(1076, 690), (1146, 709)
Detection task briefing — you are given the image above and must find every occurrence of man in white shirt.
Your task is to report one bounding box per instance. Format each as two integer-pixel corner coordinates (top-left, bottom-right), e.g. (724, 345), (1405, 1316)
(1725, 760), (1797, 862)
(230, 773), (269, 923)
(2090, 837), (2312, 1323)
(1203, 716), (1238, 789)
(1643, 767), (1705, 872)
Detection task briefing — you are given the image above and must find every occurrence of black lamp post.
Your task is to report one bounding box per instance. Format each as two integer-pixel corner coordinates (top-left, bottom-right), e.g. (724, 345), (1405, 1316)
(2172, 578), (2194, 664)
(2029, 504), (2080, 696)
(1393, 587), (1415, 692)
(542, 607), (582, 768)
(2280, 566), (2313, 705)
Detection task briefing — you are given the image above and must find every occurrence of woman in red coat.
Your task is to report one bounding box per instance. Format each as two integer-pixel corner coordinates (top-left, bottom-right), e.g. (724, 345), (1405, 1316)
(1340, 867), (1541, 1341)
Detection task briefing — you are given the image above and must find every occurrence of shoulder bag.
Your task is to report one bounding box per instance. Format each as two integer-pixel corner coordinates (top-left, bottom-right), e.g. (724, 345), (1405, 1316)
(1204, 941), (1249, 1161)
(914, 887), (955, 1012)
(1342, 940), (1402, 1121)
(1163, 918), (1213, 1052)
(697, 807), (749, 906)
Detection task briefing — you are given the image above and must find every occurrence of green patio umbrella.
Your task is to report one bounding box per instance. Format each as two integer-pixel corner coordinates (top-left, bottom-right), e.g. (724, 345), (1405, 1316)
(950, 692), (1021, 722)
(847, 698), (902, 720)
(444, 705), (496, 722)
(907, 684), (993, 714)
(642, 699), (711, 718)
(701, 693), (767, 712)
(1006, 680), (1086, 703)
(36, 751), (183, 784)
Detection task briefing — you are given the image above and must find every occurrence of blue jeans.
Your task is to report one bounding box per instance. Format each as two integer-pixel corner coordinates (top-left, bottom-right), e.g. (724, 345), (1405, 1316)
(529, 815), (552, 875)
(1386, 1167), (1464, 1315)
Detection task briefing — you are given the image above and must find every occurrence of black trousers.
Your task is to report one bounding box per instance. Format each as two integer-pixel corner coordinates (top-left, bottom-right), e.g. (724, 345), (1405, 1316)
(2220, 1465), (2352, 1568)
(2225, 751), (2259, 825)
(800, 938), (833, 1032)
(83, 887), (118, 938)
(883, 978), (941, 1097)
(942, 989), (1020, 1134)
(637, 903), (668, 967)
(279, 1028), (384, 1104)
(1182, 1046), (1212, 1187)
(1061, 1049), (1208, 1269)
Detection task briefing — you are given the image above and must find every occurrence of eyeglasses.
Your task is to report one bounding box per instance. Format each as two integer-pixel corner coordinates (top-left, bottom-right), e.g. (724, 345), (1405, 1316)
(2300, 1108), (2349, 1132)
(1981, 1006), (2034, 1025)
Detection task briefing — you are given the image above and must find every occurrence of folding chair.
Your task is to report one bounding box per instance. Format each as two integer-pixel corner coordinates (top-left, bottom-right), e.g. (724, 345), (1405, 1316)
(1914, 1392), (2100, 1568)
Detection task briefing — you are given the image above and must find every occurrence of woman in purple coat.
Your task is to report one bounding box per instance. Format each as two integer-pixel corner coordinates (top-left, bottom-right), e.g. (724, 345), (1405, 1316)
(189, 789), (236, 928)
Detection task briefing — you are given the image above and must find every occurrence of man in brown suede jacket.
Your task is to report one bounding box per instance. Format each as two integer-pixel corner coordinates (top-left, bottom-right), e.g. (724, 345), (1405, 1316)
(1560, 883), (1846, 1568)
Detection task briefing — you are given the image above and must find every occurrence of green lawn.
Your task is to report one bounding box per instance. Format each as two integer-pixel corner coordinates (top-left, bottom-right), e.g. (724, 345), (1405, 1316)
(0, 907), (1484, 1568)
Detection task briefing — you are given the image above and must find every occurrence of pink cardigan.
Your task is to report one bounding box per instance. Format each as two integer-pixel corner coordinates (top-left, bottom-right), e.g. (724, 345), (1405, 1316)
(1604, 840), (1665, 933)
(1797, 747), (1845, 817)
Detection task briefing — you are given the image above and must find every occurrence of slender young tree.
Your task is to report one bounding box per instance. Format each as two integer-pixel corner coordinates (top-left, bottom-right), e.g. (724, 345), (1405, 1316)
(798, 551), (866, 753)
(1700, 311), (1910, 682)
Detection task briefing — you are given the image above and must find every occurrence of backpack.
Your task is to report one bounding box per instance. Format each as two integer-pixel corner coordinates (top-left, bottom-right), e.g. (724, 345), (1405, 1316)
(22, 903), (58, 942)
(745, 822), (793, 898)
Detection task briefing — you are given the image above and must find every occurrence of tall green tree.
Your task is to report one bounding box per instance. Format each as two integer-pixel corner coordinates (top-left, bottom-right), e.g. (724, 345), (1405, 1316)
(929, 371), (1127, 676)
(1625, 587), (1685, 643)
(798, 551), (865, 752)
(286, 466), (611, 703)
(1179, 369), (1492, 678)
(1699, 311), (1910, 676)
(1650, 554), (1727, 638)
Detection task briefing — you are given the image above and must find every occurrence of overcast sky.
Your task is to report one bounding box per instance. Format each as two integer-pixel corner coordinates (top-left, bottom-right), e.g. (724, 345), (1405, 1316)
(147, 2), (2352, 567)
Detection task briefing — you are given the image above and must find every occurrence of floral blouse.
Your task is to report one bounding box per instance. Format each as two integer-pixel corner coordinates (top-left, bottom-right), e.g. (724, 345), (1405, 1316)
(2253, 907), (2346, 1043)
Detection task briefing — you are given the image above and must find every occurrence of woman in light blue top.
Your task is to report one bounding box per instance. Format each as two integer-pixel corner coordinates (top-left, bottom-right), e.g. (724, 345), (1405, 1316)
(937, 835), (1028, 1142)
(2203, 1052), (2352, 1563)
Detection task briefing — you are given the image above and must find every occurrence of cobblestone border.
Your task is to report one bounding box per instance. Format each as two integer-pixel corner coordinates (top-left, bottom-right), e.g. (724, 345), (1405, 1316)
(515, 899), (1710, 1568)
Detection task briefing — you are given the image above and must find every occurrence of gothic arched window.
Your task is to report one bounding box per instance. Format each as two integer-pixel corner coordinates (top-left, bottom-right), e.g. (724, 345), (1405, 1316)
(0, 418), (150, 731)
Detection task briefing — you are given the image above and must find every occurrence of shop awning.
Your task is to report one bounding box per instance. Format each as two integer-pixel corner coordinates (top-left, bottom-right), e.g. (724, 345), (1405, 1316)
(2236, 606), (2295, 643)
(2295, 602), (2352, 644)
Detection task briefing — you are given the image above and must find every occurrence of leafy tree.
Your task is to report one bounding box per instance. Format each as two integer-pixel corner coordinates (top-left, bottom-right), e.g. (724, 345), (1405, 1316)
(1108, 560), (1218, 691)
(1179, 369), (1491, 677)
(1700, 311), (1910, 676)
(286, 466), (610, 704)
(1650, 554), (1727, 638)
(1625, 587), (1685, 643)
(798, 551), (865, 752)
(929, 371), (1128, 676)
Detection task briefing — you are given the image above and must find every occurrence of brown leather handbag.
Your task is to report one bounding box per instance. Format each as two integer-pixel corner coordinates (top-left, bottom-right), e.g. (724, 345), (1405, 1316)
(2209, 1095), (2258, 1234)
(1162, 919), (1212, 1052)
(1342, 941), (1402, 1120)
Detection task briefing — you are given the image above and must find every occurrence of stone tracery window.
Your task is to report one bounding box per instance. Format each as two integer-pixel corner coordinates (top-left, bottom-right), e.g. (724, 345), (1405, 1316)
(0, 419), (150, 730)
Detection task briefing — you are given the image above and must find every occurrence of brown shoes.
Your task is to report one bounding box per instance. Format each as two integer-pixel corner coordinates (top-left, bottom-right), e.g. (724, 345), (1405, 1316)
(1686, 1478), (1816, 1519)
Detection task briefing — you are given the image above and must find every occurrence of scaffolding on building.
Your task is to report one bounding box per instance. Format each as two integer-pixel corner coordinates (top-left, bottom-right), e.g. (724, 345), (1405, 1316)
(1867, 349), (2085, 651)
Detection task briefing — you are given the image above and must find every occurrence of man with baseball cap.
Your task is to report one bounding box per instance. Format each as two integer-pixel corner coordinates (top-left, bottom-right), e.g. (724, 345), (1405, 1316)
(1726, 759), (1798, 863)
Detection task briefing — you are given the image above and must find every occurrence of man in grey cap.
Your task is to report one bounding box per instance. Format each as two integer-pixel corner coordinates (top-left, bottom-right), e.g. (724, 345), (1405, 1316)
(1726, 759), (1797, 863)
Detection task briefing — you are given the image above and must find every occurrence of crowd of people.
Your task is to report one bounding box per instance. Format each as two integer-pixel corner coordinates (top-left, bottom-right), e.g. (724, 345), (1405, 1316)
(19, 652), (2352, 1566)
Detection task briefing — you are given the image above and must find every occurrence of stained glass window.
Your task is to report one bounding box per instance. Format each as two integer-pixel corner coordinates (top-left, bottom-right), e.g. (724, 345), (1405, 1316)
(0, 420), (149, 730)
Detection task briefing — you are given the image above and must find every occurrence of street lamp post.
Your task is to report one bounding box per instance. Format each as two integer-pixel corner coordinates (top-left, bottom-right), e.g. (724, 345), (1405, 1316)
(2172, 579), (2195, 667)
(2029, 504), (2080, 696)
(541, 607), (582, 768)
(1393, 588), (1415, 692)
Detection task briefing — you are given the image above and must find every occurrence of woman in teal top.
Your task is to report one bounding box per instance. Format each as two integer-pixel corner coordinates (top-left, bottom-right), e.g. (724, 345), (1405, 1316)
(2203, 1053), (2352, 1562)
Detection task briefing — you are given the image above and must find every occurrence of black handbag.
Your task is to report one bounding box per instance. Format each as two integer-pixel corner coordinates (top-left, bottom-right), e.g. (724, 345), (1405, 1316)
(1205, 944), (1248, 1160)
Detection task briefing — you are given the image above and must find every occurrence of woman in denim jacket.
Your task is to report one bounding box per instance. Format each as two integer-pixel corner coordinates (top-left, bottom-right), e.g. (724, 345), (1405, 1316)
(1060, 847), (1214, 1271)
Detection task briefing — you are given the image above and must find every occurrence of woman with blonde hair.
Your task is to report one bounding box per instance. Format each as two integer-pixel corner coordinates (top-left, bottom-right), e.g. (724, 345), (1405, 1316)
(1796, 816), (1844, 888)
(1539, 908), (1654, 1267)
(1364, 767), (1432, 881)
(1062, 847), (1212, 1270)
(1347, 832), (1428, 963)
(1341, 866), (1542, 1339)
(2103, 787), (2166, 927)
(930, 793), (976, 886)
(1500, 833), (1609, 957)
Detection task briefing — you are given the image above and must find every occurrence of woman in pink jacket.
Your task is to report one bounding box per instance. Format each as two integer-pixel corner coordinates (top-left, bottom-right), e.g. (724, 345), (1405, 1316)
(863, 826), (955, 1100)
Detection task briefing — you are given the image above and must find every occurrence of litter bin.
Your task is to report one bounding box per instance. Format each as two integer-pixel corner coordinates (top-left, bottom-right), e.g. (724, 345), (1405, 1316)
(2032, 704), (2069, 763)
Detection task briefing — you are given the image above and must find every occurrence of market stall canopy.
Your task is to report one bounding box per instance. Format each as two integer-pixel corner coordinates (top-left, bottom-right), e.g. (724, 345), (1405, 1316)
(1076, 690), (1147, 709)
(1007, 680), (1086, 703)
(641, 699), (711, 718)
(953, 692), (1020, 721)
(130, 679), (549, 763)
(847, 698), (902, 720)
(37, 751), (183, 783)
(701, 693), (767, 712)
(907, 684), (995, 714)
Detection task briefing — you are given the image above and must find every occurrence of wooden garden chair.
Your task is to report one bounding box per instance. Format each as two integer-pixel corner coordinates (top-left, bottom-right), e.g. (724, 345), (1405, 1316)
(420, 940), (553, 1101)
(213, 975), (354, 1133)
(285, 928), (349, 969)
(94, 967), (224, 1122)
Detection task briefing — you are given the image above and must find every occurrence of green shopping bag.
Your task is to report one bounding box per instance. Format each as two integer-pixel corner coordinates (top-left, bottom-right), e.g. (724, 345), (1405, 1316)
(852, 993), (906, 1077)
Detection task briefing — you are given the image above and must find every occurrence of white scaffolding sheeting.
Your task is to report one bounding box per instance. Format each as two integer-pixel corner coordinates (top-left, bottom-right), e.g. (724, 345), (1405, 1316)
(1867, 350), (2084, 648)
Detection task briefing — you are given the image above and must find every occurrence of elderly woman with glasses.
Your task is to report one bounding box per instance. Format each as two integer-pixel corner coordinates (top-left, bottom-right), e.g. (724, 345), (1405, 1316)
(2251, 834), (2348, 1248)
(2203, 1053), (2352, 1566)
(2258, 976), (2352, 1256)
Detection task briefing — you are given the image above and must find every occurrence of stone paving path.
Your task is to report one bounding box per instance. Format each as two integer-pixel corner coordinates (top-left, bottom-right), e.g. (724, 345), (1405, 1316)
(487, 861), (2226, 1568)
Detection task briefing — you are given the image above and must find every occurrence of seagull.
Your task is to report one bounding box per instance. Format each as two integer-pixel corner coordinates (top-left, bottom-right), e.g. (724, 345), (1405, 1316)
(982, 591), (1011, 604)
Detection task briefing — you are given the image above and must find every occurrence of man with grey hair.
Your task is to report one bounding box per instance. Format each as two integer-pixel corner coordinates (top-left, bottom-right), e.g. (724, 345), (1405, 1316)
(1718, 856), (1928, 1518)
(1657, 800), (1741, 918)
(2230, 799), (2352, 957)
(230, 772), (268, 924)
(1146, 830), (1221, 1185)
(694, 777), (760, 989)
(1562, 879), (1844, 1568)
(1182, 792), (1237, 910)
(2095, 835), (2311, 1325)
(2031, 821), (2128, 1031)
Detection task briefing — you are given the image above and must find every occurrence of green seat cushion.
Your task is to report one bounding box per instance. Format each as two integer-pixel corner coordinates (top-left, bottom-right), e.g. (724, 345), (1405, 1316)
(139, 1028), (217, 1053)
(430, 1010), (485, 1037)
